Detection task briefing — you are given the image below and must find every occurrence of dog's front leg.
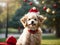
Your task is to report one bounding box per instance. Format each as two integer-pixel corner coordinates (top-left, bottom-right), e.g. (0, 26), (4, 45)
(22, 38), (30, 45)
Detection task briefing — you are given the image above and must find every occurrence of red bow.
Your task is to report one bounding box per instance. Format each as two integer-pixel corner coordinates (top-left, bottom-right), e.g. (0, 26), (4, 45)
(28, 30), (38, 34)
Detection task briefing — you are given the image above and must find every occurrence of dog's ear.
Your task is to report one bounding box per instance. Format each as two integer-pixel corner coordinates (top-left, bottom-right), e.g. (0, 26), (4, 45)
(37, 15), (46, 23)
(37, 15), (46, 27)
(20, 14), (28, 27)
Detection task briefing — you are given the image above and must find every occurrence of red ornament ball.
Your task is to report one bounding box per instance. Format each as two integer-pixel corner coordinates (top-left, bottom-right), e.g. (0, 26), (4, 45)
(53, 4), (57, 8)
(29, 2), (33, 5)
(23, 0), (27, 2)
(6, 36), (17, 45)
(43, 6), (47, 10)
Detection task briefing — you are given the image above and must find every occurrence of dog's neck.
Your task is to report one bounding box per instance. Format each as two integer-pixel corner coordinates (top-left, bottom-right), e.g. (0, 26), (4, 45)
(27, 27), (38, 34)
(28, 27), (38, 31)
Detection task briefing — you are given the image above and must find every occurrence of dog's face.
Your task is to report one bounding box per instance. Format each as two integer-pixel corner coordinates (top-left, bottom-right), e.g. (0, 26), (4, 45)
(26, 15), (39, 29)
(20, 13), (46, 30)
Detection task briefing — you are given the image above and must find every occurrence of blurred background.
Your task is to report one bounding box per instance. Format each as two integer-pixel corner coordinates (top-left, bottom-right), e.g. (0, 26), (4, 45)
(0, 0), (60, 45)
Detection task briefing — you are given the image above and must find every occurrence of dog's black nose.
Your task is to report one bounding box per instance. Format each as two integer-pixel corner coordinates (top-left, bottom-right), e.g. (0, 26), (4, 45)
(31, 21), (34, 24)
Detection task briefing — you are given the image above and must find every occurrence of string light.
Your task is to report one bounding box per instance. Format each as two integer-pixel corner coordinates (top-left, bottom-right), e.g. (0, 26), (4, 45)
(52, 11), (55, 14)
(42, 1), (45, 4)
(46, 8), (51, 13)
(33, 0), (40, 5)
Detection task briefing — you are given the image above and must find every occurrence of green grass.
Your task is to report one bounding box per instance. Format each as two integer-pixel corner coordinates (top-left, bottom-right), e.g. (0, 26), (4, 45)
(0, 38), (6, 42)
(0, 34), (60, 45)
(42, 39), (60, 45)
(42, 35), (60, 45)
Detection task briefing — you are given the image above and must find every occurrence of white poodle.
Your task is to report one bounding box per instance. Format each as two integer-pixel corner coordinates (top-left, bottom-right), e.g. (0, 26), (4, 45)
(16, 7), (46, 45)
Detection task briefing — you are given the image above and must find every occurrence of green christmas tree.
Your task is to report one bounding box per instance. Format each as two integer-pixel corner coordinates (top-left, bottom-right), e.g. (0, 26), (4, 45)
(9, 0), (60, 37)
(8, 2), (32, 28)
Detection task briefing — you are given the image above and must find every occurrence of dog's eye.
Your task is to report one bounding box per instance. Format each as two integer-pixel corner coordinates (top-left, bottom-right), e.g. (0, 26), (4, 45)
(28, 19), (31, 20)
(34, 19), (37, 20)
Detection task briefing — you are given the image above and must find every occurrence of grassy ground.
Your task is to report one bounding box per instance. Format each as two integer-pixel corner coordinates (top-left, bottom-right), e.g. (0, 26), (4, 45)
(0, 34), (60, 45)
(42, 35), (60, 45)
(42, 39), (60, 45)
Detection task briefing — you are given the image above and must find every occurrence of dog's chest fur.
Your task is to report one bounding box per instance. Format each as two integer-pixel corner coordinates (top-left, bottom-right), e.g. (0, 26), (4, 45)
(18, 27), (42, 45)
(26, 32), (41, 45)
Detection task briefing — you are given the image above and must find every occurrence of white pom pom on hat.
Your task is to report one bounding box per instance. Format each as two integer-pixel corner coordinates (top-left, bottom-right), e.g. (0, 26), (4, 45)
(28, 7), (40, 14)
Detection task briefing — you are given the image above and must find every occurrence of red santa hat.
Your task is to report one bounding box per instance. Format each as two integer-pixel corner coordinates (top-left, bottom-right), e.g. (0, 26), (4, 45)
(29, 7), (40, 14)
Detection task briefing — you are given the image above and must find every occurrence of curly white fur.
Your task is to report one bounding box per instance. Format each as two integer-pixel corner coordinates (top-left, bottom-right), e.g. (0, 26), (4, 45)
(16, 27), (42, 45)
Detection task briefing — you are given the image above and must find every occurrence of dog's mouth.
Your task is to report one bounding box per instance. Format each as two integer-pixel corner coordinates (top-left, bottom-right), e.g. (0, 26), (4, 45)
(29, 24), (36, 26)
